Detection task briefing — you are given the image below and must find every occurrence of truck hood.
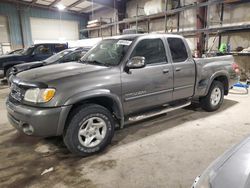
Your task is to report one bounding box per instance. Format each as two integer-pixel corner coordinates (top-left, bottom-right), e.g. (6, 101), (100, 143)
(17, 62), (107, 83)
(0, 54), (23, 64)
(13, 61), (44, 74)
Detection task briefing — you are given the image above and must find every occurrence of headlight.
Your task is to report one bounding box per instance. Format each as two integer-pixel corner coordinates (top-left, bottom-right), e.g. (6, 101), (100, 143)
(24, 88), (56, 103)
(192, 174), (212, 188)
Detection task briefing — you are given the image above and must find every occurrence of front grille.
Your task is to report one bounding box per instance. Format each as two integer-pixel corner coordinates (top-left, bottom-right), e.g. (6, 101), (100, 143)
(10, 83), (25, 102)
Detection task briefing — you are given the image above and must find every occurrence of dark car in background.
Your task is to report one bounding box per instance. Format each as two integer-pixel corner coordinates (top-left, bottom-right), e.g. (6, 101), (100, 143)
(7, 49), (23, 55)
(9, 47), (90, 79)
(0, 43), (68, 79)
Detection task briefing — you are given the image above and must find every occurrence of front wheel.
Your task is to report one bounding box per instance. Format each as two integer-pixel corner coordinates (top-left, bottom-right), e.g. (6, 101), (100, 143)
(200, 81), (224, 112)
(63, 104), (115, 156)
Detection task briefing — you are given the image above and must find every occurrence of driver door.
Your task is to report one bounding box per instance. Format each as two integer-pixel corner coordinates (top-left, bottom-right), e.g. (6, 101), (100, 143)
(121, 38), (174, 115)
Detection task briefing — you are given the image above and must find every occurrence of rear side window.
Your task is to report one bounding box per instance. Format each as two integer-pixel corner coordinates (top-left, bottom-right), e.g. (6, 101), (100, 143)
(167, 38), (188, 63)
(55, 44), (67, 53)
(131, 39), (167, 65)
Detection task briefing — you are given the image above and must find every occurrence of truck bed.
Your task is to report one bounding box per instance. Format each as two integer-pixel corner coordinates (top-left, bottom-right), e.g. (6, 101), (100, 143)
(194, 55), (237, 97)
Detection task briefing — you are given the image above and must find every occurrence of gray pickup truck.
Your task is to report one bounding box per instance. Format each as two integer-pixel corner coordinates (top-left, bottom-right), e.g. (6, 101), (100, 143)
(6, 34), (239, 156)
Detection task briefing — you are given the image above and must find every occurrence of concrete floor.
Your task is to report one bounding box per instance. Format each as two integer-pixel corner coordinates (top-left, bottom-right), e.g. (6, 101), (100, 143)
(0, 83), (250, 188)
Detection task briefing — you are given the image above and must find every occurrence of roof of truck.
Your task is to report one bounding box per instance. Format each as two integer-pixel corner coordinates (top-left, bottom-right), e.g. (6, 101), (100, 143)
(106, 33), (183, 40)
(106, 34), (144, 40)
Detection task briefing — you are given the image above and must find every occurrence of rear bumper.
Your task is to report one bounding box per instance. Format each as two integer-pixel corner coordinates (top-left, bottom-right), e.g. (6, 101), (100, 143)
(0, 69), (4, 78)
(6, 98), (71, 137)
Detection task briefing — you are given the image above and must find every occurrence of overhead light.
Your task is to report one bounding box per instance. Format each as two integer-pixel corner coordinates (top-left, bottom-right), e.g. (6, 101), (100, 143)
(56, 3), (66, 11)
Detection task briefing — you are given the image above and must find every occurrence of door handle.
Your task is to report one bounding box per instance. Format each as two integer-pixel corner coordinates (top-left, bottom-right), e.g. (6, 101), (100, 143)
(163, 69), (169, 74)
(175, 67), (181, 72)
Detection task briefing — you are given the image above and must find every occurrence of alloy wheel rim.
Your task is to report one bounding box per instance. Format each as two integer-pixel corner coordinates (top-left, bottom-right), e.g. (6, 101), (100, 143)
(78, 117), (107, 148)
(210, 87), (221, 106)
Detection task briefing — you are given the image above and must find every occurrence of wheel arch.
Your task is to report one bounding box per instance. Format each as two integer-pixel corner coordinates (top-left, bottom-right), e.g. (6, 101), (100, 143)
(57, 90), (124, 135)
(205, 72), (229, 96)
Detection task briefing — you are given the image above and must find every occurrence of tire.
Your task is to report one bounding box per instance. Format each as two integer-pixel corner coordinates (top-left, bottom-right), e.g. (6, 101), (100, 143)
(200, 81), (224, 112)
(63, 104), (115, 156)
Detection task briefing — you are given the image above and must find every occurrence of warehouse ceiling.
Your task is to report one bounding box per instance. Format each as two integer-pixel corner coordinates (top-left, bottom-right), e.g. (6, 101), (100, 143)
(3, 0), (115, 14)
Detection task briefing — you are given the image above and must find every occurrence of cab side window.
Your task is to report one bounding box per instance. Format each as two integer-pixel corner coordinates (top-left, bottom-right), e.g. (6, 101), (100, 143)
(55, 44), (67, 53)
(167, 38), (188, 63)
(131, 39), (167, 65)
(34, 44), (52, 55)
(63, 51), (82, 62)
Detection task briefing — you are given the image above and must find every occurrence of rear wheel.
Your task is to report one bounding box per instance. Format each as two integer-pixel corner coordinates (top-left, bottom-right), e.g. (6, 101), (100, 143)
(63, 104), (115, 156)
(200, 81), (224, 112)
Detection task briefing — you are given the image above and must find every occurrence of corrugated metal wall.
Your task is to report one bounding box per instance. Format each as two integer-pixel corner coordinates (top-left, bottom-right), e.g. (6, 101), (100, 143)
(0, 3), (22, 49)
(0, 2), (88, 49)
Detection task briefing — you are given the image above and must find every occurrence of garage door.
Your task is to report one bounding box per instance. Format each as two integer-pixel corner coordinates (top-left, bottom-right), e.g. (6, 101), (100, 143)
(30, 17), (79, 41)
(0, 15), (11, 54)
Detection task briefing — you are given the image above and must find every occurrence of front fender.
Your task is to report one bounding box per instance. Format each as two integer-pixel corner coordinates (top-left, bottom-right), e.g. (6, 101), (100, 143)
(63, 89), (125, 127)
(64, 89), (120, 105)
(3, 61), (26, 71)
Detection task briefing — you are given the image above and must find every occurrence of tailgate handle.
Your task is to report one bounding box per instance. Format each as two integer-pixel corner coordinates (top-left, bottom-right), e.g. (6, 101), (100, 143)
(163, 69), (169, 74)
(175, 67), (181, 72)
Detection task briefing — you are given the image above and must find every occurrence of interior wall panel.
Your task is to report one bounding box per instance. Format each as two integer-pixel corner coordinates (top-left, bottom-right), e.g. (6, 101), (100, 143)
(30, 17), (79, 41)
(0, 15), (10, 43)
(0, 2), (88, 49)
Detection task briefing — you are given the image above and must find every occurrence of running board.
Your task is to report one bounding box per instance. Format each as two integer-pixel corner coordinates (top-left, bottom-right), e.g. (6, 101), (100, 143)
(128, 101), (191, 123)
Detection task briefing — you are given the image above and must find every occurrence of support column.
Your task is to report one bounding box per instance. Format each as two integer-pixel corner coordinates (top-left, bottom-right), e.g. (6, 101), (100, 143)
(218, 3), (224, 50)
(17, 5), (25, 48)
(196, 0), (207, 57)
(116, 0), (126, 34)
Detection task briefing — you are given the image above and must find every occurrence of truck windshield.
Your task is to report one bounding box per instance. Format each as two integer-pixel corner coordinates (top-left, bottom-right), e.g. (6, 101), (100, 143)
(81, 39), (133, 66)
(21, 47), (34, 55)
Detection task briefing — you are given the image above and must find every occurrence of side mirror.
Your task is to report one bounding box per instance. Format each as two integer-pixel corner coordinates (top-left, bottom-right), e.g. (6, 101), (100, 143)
(126, 56), (146, 69)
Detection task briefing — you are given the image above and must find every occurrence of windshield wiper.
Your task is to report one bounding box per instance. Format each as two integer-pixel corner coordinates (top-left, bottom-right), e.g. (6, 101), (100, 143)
(87, 60), (102, 65)
(84, 60), (111, 67)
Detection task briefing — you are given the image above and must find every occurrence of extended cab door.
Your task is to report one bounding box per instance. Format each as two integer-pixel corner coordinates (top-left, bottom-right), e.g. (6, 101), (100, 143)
(167, 37), (196, 100)
(121, 37), (174, 115)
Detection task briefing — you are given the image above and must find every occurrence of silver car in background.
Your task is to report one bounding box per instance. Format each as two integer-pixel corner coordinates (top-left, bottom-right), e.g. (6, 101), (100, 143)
(192, 136), (250, 188)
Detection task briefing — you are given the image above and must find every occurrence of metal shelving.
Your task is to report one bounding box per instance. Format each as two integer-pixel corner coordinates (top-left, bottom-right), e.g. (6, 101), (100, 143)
(80, 0), (225, 36)
(81, 0), (250, 57)
(222, 52), (250, 56)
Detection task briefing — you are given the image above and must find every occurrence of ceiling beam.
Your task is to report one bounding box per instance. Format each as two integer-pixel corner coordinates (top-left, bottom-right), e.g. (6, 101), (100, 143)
(79, 5), (92, 13)
(79, 2), (114, 14)
(86, 0), (114, 8)
(31, 0), (38, 5)
(1, 0), (87, 16)
(67, 0), (85, 9)
(49, 0), (61, 7)
(79, 5), (106, 13)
